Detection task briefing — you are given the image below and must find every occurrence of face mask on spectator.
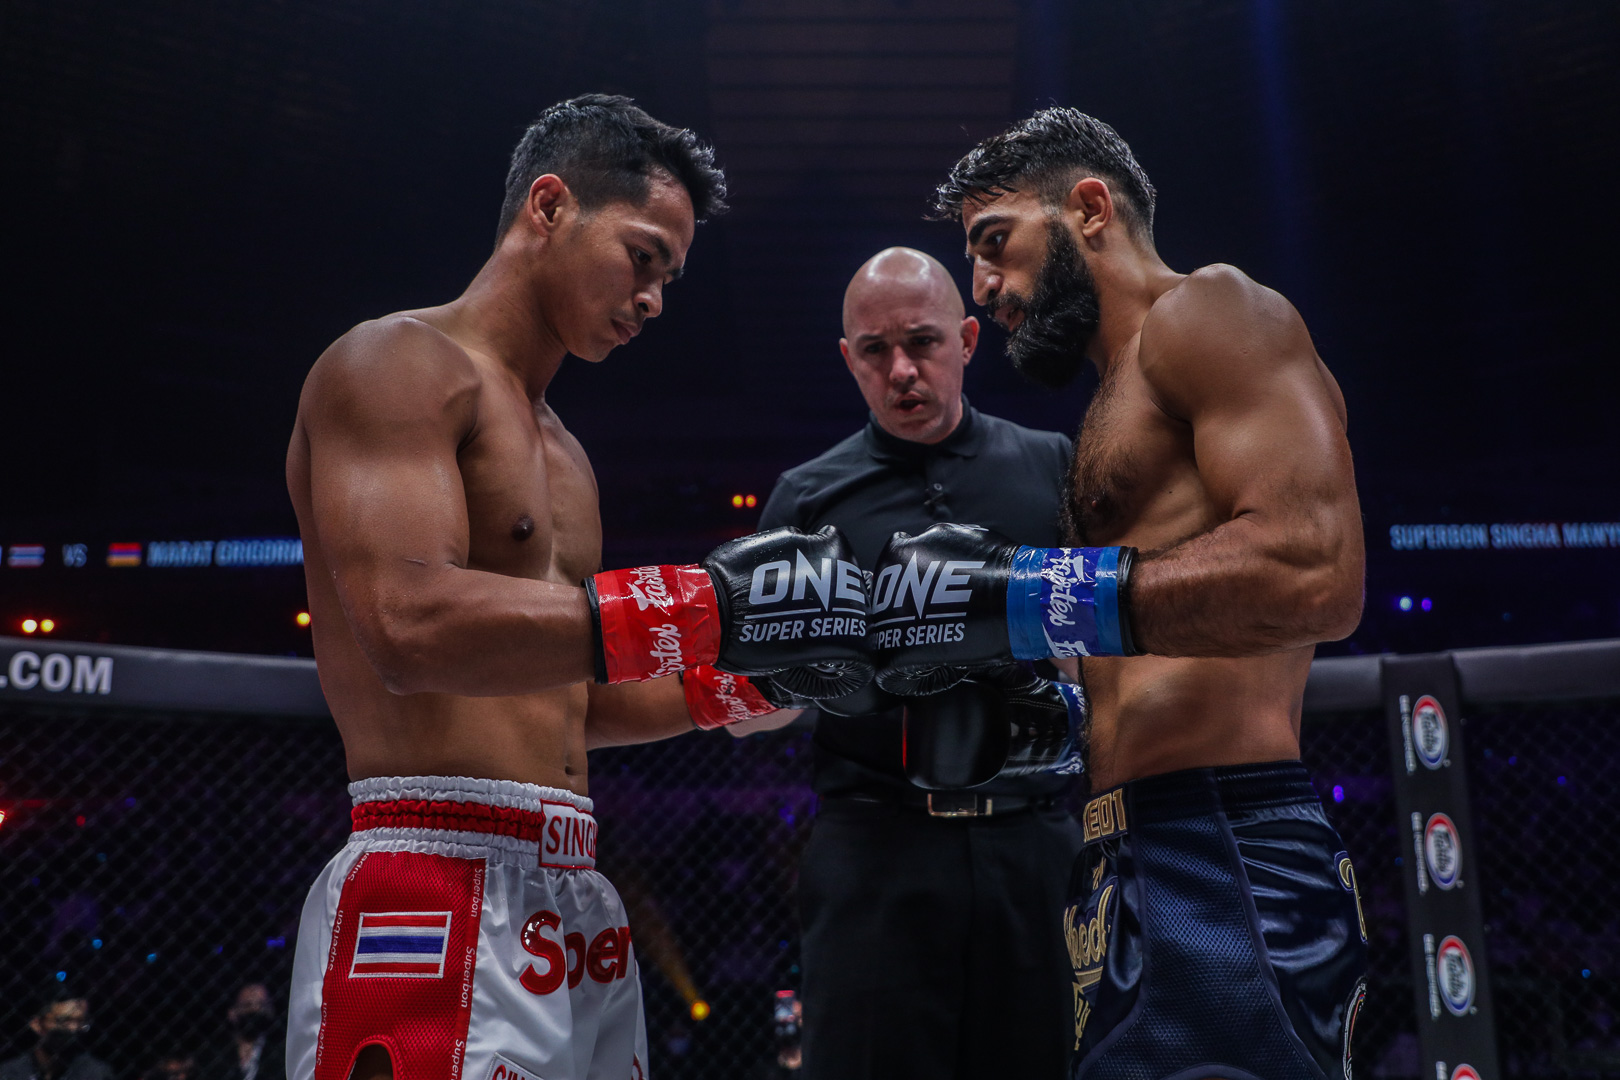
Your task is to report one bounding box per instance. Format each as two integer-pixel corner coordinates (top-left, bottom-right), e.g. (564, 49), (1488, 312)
(40, 1028), (82, 1056)
(231, 1010), (274, 1039)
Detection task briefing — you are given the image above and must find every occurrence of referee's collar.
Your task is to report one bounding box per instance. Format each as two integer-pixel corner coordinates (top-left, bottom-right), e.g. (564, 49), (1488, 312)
(864, 397), (984, 462)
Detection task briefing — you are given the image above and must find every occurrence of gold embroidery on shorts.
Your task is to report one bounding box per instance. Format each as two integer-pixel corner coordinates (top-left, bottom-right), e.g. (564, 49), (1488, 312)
(1066, 877), (1117, 1049)
(1338, 856), (1368, 943)
(1082, 789), (1128, 842)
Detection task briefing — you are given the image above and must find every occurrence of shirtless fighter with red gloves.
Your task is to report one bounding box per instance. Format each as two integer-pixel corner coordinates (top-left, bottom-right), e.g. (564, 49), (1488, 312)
(882, 108), (1371, 1080)
(284, 96), (865, 1080)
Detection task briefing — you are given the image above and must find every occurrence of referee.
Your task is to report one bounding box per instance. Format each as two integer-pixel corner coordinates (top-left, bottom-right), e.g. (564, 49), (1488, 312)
(739, 248), (1083, 1079)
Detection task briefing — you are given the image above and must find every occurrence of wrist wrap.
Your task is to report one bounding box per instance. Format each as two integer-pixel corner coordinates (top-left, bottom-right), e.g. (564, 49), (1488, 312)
(681, 665), (780, 730)
(1005, 546), (1140, 659)
(589, 564), (722, 683)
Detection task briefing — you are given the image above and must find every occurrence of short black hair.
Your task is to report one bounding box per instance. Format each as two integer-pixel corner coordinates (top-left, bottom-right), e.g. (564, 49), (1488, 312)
(496, 94), (727, 242)
(931, 107), (1156, 240)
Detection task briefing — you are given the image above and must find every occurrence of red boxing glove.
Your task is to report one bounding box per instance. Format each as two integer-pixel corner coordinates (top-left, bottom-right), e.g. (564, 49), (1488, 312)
(681, 664), (782, 730)
(588, 565), (722, 683)
(586, 527), (873, 695)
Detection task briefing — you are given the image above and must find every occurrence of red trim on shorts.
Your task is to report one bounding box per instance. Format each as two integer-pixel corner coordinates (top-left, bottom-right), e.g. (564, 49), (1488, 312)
(316, 851), (485, 1080)
(352, 799), (549, 841)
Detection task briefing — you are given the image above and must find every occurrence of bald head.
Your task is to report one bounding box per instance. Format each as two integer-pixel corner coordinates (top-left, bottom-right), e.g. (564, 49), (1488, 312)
(843, 247), (965, 336)
(839, 247), (979, 444)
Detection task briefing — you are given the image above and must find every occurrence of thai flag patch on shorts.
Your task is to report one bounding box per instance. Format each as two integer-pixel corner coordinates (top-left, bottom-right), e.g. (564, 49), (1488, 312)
(349, 911), (452, 978)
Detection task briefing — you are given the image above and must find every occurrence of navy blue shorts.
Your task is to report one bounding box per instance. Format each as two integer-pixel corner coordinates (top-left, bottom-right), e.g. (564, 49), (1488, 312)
(1066, 761), (1368, 1080)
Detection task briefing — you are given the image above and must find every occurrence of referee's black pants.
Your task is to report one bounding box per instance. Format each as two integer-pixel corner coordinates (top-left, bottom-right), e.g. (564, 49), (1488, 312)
(798, 797), (1085, 1080)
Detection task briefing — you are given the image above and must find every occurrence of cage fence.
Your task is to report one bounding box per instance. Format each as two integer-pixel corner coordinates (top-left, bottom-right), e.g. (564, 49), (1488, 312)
(2, 687), (1618, 1078)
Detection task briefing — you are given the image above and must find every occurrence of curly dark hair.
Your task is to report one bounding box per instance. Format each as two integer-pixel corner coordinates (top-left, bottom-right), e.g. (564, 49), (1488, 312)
(931, 107), (1156, 240)
(496, 93), (727, 243)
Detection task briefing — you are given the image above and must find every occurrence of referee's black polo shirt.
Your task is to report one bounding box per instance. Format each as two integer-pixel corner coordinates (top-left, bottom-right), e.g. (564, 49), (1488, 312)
(756, 398), (1073, 800)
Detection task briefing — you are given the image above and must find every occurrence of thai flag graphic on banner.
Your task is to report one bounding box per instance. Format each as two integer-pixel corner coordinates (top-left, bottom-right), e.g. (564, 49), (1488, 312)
(349, 911), (452, 978)
(7, 545), (45, 568)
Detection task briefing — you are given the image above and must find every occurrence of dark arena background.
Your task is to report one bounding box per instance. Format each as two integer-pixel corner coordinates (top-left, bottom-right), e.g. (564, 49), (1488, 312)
(3, 2), (1618, 1079)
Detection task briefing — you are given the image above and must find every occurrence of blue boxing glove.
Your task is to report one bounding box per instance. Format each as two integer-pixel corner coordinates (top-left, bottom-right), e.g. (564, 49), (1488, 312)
(869, 523), (1140, 696)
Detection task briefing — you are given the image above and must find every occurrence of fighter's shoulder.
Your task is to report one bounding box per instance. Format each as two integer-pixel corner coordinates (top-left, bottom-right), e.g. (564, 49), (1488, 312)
(1138, 265), (1313, 404)
(309, 313), (482, 403)
(1145, 264), (1303, 350)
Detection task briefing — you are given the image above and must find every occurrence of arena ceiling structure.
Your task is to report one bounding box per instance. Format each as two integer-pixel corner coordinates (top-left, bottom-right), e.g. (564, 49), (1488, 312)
(1, 0), (1617, 654)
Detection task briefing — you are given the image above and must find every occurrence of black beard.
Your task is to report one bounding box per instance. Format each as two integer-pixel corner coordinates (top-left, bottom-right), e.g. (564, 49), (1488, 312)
(996, 221), (1099, 390)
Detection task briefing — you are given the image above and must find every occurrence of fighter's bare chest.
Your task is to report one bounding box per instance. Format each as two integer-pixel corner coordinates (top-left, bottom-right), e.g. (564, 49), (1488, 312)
(457, 400), (601, 585)
(1068, 353), (1204, 548)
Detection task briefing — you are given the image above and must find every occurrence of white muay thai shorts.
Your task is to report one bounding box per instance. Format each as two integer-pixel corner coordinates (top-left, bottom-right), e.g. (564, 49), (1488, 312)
(287, 776), (649, 1080)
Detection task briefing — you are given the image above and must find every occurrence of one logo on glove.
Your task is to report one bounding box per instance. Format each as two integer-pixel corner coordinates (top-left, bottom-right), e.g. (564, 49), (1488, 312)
(868, 556), (983, 649)
(737, 553), (867, 644)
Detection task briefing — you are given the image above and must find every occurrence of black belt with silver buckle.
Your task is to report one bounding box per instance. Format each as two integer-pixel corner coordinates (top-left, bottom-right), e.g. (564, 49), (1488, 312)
(927, 790), (1006, 817)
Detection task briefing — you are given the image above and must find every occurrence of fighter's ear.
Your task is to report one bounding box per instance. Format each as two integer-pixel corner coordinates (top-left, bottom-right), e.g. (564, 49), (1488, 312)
(1064, 176), (1113, 240)
(525, 174), (571, 237)
(840, 338), (855, 374)
(960, 316), (979, 365)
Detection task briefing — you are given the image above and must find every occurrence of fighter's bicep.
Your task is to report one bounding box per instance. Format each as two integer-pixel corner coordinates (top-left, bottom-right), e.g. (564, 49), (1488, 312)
(307, 430), (472, 570)
(300, 327), (481, 578)
(1189, 368), (1355, 523)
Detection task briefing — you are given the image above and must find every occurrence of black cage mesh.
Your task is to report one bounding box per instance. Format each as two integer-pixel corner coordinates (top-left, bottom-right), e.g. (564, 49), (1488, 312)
(2, 694), (1618, 1079)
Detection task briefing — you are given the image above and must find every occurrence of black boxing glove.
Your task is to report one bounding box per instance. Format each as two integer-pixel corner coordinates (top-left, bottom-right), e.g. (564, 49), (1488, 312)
(869, 523), (1139, 695)
(901, 664), (1088, 791)
(814, 680), (905, 718)
(586, 526), (872, 698)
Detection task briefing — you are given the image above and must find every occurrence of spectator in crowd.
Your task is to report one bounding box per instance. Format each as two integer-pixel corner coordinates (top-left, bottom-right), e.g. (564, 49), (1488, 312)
(0, 981), (112, 1080)
(199, 984), (283, 1080)
(140, 1054), (196, 1080)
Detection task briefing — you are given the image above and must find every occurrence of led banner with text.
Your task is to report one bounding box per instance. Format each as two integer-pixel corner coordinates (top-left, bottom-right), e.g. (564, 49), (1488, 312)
(1388, 521), (1620, 551)
(1382, 654), (1500, 1080)
(2, 538), (304, 570)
